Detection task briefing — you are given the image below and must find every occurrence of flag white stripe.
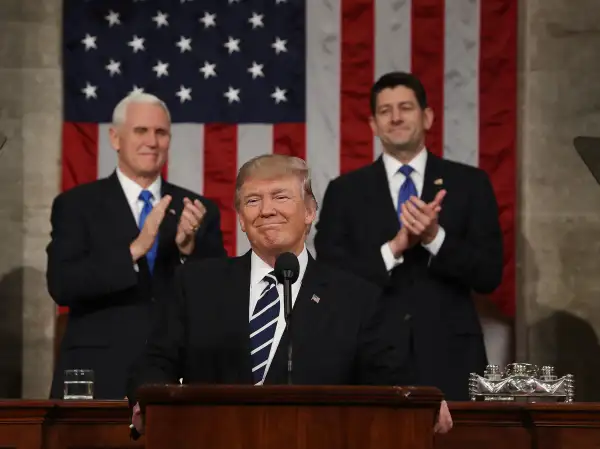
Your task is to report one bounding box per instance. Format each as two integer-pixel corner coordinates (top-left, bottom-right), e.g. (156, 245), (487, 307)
(443, 0), (480, 167)
(168, 124), (205, 194)
(374, 0), (413, 160)
(305, 0), (341, 255)
(236, 124), (274, 256)
(97, 124), (117, 179)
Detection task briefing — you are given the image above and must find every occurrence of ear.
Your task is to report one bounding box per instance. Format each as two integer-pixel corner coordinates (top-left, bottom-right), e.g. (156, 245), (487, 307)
(108, 126), (120, 152)
(238, 211), (246, 233)
(369, 115), (377, 135)
(423, 107), (434, 131)
(304, 198), (317, 226)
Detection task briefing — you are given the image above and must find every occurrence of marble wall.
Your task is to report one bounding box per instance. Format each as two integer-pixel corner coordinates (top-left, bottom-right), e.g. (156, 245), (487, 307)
(0, 0), (61, 398)
(517, 0), (600, 400)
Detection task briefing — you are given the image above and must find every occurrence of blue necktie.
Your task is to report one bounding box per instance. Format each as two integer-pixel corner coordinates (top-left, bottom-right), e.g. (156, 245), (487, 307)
(138, 190), (158, 273)
(397, 165), (417, 224)
(250, 272), (280, 385)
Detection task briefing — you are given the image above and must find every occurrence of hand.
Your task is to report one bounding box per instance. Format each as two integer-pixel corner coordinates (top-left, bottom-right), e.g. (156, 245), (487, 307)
(400, 190), (446, 244)
(132, 402), (144, 435)
(175, 198), (207, 256)
(130, 195), (173, 262)
(434, 400), (453, 434)
(388, 226), (420, 258)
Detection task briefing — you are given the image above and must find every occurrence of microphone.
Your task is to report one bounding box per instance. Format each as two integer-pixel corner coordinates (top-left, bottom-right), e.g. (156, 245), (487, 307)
(274, 252), (300, 385)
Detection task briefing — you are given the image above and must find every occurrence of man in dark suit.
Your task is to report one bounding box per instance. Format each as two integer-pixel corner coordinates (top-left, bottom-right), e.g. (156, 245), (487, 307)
(127, 154), (452, 435)
(314, 72), (504, 401)
(47, 93), (226, 399)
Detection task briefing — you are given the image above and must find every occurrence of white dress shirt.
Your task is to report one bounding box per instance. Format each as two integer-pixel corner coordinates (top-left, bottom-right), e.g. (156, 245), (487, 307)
(249, 246), (309, 384)
(379, 149), (446, 271)
(116, 168), (162, 226)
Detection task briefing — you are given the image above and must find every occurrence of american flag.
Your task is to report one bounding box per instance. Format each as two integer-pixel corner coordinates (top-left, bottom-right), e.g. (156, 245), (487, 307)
(61, 0), (517, 317)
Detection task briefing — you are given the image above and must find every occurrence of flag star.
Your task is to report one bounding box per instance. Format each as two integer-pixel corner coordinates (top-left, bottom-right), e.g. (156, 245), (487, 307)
(81, 82), (97, 99)
(224, 37), (240, 54)
(199, 61), (217, 79)
(128, 35), (145, 53)
(176, 36), (192, 53)
(271, 37), (287, 54)
(81, 34), (97, 50)
(248, 12), (264, 29)
(247, 62), (264, 79)
(199, 12), (216, 28)
(105, 10), (121, 27)
(224, 86), (241, 104)
(152, 11), (169, 28)
(130, 85), (144, 95)
(152, 60), (169, 78)
(271, 87), (287, 104)
(176, 85), (192, 103)
(105, 59), (121, 76)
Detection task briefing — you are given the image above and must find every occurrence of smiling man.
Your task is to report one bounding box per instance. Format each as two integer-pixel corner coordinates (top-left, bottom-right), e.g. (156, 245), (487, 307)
(47, 93), (226, 399)
(314, 71), (504, 401)
(127, 154), (453, 435)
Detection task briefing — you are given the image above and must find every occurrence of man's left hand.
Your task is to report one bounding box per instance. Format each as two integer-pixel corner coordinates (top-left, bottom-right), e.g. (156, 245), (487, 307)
(400, 190), (446, 244)
(175, 198), (206, 255)
(434, 400), (453, 434)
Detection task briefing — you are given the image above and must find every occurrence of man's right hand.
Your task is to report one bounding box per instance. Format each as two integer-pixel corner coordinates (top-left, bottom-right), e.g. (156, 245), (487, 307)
(387, 193), (444, 259)
(132, 402), (144, 435)
(130, 195), (172, 263)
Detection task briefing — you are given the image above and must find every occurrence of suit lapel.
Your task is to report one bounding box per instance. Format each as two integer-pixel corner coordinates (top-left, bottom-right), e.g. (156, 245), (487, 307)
(103, 173), (140, 244)
(265, 255), (328, 384)
(229, 252), (254, 384)
(365, 157), (401, 237)
(421, 151), (444, 204)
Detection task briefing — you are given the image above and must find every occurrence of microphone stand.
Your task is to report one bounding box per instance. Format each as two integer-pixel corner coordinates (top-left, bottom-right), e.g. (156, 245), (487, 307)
(282, 271), (293, 385)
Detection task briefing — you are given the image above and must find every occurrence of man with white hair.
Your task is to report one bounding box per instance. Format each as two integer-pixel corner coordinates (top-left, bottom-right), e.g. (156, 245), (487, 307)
(47, 93), (226, 399)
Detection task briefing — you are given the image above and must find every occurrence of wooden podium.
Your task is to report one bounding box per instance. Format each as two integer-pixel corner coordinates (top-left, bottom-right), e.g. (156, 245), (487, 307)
(137, 384), (443, 449)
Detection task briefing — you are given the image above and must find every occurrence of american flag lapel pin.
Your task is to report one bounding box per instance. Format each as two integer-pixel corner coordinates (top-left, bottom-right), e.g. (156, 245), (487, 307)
(311, 294), (320, 304)
(434, 178), (443, 185)
(169, 209), (176, 215)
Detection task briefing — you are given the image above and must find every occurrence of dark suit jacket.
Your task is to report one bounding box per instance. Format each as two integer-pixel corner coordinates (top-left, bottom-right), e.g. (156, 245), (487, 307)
(314, 153), (503, 400)
(127, 252), (415, 404)
(47, 172), (226, 399)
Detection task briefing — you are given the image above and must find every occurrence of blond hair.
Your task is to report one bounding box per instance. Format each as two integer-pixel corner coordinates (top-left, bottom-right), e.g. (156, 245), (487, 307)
(235, 154), (317, 211)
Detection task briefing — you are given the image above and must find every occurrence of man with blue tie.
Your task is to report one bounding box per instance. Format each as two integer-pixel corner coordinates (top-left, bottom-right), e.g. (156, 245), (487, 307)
(47, 93), (226, 399)
(127, 154), (453, 434)
(314, 72), (504, 401)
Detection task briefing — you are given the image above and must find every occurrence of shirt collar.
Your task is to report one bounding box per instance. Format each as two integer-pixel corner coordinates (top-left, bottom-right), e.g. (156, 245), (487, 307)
(116, 167), (162, 205)
(250, 245), (309, 288)
(382, 147), (428, 181)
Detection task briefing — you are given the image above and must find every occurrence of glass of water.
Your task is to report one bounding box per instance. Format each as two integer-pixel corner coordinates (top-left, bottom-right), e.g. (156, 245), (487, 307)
(63, 369), (94, 400)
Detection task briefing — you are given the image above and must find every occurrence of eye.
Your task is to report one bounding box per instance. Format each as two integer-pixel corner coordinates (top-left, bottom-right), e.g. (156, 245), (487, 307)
(275, 195), (289, 201)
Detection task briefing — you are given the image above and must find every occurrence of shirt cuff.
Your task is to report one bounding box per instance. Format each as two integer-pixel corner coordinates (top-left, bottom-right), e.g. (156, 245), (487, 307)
(381, 242), (404, 272)
(422, 225), (446, 256)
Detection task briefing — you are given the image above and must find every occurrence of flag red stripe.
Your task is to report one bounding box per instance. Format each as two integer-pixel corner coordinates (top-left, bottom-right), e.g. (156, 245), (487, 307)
(61, 122), (98, 191)
(411, 0), (445, 157)
(203, 124), (238, 257)
(340, 0), (375, 174)
(273, 123), (306, 161)
(479, 0), (518, 318)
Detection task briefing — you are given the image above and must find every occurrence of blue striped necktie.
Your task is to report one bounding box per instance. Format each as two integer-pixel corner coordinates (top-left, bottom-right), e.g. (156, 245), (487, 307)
(138, 190), (158, 273)
(249, 272), (280, 385)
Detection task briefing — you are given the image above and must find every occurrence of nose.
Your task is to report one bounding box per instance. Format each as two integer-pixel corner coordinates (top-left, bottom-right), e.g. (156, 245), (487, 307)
(259, 197), (277, 216)
(391, 107), (403, 124)
(144, 130), (159, 148)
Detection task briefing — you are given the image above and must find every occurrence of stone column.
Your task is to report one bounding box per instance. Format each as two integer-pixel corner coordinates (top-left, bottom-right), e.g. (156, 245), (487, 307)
(0, 0), (61, 398)
(518, 0), (600, 400)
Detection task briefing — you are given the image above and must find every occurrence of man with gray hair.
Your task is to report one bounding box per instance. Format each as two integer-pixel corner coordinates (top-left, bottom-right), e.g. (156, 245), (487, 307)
(47, 93), (226, 399)
(127, 153), (452, 436)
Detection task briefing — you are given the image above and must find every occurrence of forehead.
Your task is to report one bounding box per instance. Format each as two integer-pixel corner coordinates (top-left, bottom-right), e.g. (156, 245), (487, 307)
(241, 175), (301, 194)
(375, 86), (418, 108)
(124, 103), (170, 126)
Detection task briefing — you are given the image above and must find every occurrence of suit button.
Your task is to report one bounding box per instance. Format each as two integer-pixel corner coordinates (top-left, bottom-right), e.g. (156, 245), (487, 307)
(404, 314), (411, 321)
